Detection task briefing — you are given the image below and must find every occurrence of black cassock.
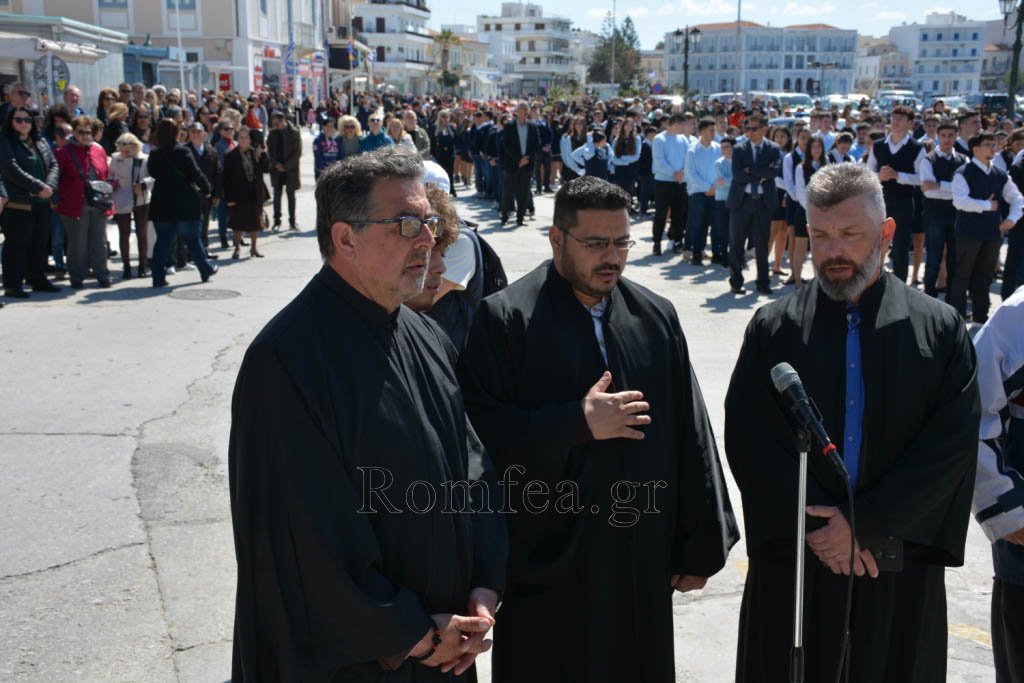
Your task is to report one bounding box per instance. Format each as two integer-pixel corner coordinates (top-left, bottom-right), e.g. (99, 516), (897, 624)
(725, 273), (980, 682)
(458, 261), (739, 683)
(229, 266), (507, 682)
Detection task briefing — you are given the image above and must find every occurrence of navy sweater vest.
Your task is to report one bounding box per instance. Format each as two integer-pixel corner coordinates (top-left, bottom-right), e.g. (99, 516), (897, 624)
(954, 162), (1009, 240)
(873, 138), (921, 200)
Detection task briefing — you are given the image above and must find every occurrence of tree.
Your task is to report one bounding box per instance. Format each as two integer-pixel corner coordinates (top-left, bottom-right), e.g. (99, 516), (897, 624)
(587, 14), (642, 88)
(433, 29), (461, 94)
(655, 40), (665, 51)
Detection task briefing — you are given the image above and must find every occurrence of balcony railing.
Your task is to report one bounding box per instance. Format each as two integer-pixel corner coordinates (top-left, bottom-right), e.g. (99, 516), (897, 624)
(368, 0), (429, 11)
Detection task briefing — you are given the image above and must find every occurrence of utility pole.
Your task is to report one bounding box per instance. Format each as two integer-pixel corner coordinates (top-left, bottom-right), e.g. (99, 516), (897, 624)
(610, 0), (617, 86)
(174, 0), (186, 91)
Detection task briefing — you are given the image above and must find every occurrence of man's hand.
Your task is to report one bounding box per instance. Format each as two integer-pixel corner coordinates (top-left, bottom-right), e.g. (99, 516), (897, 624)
(542, 145), (551, 152)
(489, 159), (497, 167)
(878, 165), (897, 182)
(705, 188), (716, 197)
(582, 371), (651, 440)
(519, 156), (530, 167)
(806, 505), (879, 578)
(439, 588), (499, 675)
(275, 162), (285, 172)
(989, 194), (1000, 212)
(1002, 527), (1024, 546)
(999, 218), (1014, 232)
(36, 186), (54, 200)
(410, 613), (494, 669)
(671, 574), (708, 593)
(673, 170), (684, 184)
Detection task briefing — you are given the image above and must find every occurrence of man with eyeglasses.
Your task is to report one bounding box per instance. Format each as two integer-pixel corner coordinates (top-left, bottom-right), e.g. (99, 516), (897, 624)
(458, 176), (738, 683)
(726, 112), (783, 295)
(229, 146), (507, 682)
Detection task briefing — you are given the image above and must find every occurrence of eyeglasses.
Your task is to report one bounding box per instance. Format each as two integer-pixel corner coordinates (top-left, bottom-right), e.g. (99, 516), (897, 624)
(342, 124), (356, 129)
(16, 90), (31, 98)
(744, 125), (762, 131)
(120, 89), (131, 94)
(12, 116), (33, 124)
(563, 230), (635, 252)
(75, 129), (93, 136)
(349, 215), (443, 238)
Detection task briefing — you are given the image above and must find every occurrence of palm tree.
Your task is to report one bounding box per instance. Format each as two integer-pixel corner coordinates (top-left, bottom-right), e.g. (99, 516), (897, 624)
(433, 29), (462, 94)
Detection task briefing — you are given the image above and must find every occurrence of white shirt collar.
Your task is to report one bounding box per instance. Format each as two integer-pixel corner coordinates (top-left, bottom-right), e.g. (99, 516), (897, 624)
(972, 157), (992, 174)
(887, 132), (910, 148)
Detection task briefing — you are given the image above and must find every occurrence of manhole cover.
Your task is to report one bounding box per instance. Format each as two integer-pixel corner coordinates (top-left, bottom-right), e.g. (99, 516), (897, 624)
(168, 288), (241, 300)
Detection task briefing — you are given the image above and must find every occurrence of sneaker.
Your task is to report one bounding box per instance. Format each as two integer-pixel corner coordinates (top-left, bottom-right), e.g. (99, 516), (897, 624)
(181, 263), (197, 271)
(166, 266), (176, 275)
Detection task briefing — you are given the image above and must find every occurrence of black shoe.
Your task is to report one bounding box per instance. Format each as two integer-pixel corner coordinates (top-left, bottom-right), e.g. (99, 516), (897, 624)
(138, 265), (149, 278)
(98, 280), (112, 289)
(500, 216), (509, 226)
(70, 281), (84, 290)
(672, 242), (683, 254)
(4, 289), (29, 299)
(220, 237), (229, 249)
(207, 253), (219, 260)
(653, 242), (662, 255)
(756, 285), (773, 296)
(272, 222), (281, 232)
(152, 280), (168, 288)
(730, 286), (746, 295)
(122, 267), (133, 280)
(691, 258), (704, 267)
(528, 210), (536, 219)
(202, 264), (219, 283)
(289, 223), (299, 231)
(239, 238), (249, 246)
(32, 281), (61, 292)
(516, 220), (525, 227)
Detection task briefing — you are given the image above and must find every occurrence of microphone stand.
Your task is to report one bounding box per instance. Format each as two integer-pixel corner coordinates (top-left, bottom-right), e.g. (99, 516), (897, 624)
(790, 430), (810, 683)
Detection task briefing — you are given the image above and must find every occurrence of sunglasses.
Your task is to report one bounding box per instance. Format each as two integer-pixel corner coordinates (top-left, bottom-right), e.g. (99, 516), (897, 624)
(16, 90), (31, 97)
(102, 95), (115, 101)
(342, 124), (356, 129)
(12, 116), (33, 124)
(75, 129), (93, 136)
(369, 119), (382, 123)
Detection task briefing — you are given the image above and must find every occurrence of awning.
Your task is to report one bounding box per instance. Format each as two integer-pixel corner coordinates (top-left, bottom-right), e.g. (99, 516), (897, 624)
(0, 31), (108, 62)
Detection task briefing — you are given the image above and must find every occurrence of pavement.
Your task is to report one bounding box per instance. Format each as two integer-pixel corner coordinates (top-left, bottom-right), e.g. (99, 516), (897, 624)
(0, 135), (1001, 682)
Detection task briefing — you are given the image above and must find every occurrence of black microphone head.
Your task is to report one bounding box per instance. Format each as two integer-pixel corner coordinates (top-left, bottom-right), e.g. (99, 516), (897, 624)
(770, 362), (801, 394)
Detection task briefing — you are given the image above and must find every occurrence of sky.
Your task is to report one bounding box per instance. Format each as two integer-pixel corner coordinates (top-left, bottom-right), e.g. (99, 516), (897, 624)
(428, 0), (1009, 50)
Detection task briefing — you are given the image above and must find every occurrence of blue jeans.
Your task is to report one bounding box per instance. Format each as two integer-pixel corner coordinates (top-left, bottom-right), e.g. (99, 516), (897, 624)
(686, 192), (717, 258)
(473, 154), (490, 194)
(216, 201), (229, 243)
(151, 220), (214, 285)
(50, 210), (66, 271)
(922, 199), (956, 298)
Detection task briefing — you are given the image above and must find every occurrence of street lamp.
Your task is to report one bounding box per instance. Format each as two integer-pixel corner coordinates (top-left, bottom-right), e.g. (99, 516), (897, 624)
(674, 26), (702, 96)
(808, 60), (837, 98)
(1000, 0), (1024, 118)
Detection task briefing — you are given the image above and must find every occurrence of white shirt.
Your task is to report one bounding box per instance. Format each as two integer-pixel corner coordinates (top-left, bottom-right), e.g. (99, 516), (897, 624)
(583, 298), (608, 363)
(971, 287), (1024, 542)
(782, 150), (803, 200)
(951, 158), (1024, 224)
(866, 133), (925, 186)
(916, 148), (961, 201)
(795, 161), (821, 210)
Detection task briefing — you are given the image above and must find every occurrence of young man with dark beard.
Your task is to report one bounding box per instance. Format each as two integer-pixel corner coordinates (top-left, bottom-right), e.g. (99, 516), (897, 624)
(725, 163), (980, 682)
(458, 176), (739, 683)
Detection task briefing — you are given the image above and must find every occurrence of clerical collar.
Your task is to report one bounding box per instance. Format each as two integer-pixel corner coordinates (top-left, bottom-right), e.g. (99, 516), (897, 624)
(316, 265), (399, 340)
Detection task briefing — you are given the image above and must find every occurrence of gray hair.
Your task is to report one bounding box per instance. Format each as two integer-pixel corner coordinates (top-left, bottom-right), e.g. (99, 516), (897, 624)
(804, 162), (886, 228)
(315, 146), (424, 257)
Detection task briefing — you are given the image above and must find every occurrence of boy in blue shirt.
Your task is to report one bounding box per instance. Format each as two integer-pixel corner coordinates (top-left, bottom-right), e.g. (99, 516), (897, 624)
(713, 137), (735, 267)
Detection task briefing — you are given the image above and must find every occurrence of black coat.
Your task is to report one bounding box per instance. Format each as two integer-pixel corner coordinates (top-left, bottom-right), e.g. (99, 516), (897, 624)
(501, 120), (541, 173)
(187, 142), (222, 199)
(100, 119), (129, 157)
(222, 147), (270, 232)
(0, 134), (58, 204)
(147, 144), (212, 222)
(727, 138), (783, 210)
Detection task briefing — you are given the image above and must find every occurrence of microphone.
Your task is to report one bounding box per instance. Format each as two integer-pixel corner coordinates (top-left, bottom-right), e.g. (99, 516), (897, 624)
(770, 362), (842, 467)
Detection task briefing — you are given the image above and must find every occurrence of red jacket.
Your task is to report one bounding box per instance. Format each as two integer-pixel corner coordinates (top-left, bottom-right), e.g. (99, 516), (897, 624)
(55, 142), (111, 220)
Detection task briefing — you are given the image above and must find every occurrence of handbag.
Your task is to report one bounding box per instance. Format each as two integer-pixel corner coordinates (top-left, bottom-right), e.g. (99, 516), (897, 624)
(68, 145), (113, 210)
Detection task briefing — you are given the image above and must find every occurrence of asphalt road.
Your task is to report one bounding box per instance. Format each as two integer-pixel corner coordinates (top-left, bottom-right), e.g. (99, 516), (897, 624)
(0, 134), (999, 681)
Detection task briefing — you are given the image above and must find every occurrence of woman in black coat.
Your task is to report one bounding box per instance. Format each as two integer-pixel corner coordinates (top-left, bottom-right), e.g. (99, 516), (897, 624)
(146, 118), (217, 288)
(431, 109), (458, 197)
(222, 125), (270, 259)
(0, 105), (60, 297)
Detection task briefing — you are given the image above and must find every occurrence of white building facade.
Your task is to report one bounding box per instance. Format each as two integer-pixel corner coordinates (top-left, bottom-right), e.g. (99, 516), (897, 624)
(888, 12), (985, 98)
(476, 2), (574, 96)
(664, 21), (856, 97)
(352, 0), (432, 94)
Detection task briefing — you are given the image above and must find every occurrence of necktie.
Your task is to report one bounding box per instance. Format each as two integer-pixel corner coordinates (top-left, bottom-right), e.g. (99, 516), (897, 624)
(751, 143), (760, 196)
(843, 305), (864, 490)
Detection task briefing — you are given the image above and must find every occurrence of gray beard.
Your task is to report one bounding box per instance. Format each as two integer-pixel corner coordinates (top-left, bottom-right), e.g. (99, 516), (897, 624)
(816, 245), (881, 302)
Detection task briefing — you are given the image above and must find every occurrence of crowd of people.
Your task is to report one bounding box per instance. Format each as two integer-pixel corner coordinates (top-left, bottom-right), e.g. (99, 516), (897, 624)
(2, 79), (1022, 318)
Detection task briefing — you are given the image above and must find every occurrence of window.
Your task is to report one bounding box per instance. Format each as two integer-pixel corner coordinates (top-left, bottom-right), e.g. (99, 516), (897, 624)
(784, 55), (792, 69)
(919, 49), (926, 58)
(796, 55), (804, 68)
(922, 33), (928, 41)
(972, 33), (979, 40)
(750, 78), (758, 90)
(536, 23), (544, 30)
(99, 0), (128, 6)
(494, 24), (501, 31)
(515, 23), (521, 30)
(936, 33), (943, 40)
(952, 80), (959, 90)
(260, 0), (267, 14)
(767, 78), (775, 90)
(932, 80), (939, 91)
(516, 40), (521, 50)
(534, 57), (540, 64)
(528, 40), (535, 51)
(484, 23), (490, 31)
(953, 32), (959, 40)
(784, 77), (791, 90)
(971, 48), (977, 56)
(167, 0), (197, 8)
(966, 79), (972, 90)
(952, 48), (958, 56)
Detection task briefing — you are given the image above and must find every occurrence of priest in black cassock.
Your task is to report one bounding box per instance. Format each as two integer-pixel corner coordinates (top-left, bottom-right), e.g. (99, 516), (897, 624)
(725, 162), (980, 682)
(228, 148), (507, 682)
(458, 176), (739, 683)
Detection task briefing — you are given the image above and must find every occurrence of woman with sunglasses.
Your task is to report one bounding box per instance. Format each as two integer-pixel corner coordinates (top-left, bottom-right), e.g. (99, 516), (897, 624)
(0, 105), (61, 298)
(54, 115), (112, 288)
(96, 88), (118, 124)
(222, 126), (270, 259)
(336, 114), (362, 160)
(358, 114), (392, 153)
(130, 107), (154, 153)
(109, 132), (152, 279)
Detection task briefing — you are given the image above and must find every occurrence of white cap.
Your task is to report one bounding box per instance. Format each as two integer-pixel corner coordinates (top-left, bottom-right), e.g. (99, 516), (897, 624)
(442, 232), (476, 290)
(421, 159), (450, 194)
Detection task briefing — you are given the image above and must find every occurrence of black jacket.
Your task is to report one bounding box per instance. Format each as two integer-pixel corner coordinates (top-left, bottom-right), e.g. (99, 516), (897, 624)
(501, 119), (541, 172)
(0, 134), (58, 204)
(147, 144), (212, 222)
(187, 142), (222, 199)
